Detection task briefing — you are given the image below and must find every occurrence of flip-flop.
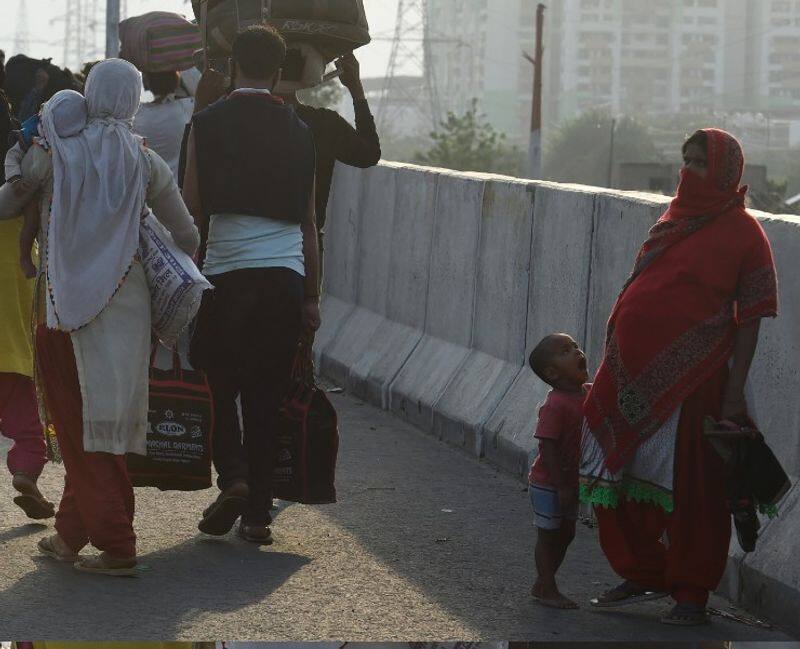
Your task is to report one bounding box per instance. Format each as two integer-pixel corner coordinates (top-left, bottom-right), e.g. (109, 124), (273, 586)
(14, 494), (55, 520)
(198, 494), (248, 536)
(661, 603), (710, 626)
(37, 535), (78, 563)
(74, 554), (138, 578)
(590, 581), (668, 608)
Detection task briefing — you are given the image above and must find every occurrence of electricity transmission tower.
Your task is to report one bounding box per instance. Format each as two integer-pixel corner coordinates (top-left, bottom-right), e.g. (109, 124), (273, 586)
(14, 0), (30, 54)
(378, 0), (442, 135)
(56, 0), (105, 70)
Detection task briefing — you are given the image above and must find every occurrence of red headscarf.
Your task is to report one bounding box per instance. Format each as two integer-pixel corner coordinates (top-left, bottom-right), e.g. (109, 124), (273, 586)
(617, 129), (747, 300)
(585, 129), (778, 474)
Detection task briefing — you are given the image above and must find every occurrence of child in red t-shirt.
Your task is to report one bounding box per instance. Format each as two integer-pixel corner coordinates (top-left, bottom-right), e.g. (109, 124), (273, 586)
(527, 332), (590, 609)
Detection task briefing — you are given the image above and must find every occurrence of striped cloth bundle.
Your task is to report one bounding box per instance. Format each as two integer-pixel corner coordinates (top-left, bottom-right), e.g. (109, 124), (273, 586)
(120, 11), (202, 73)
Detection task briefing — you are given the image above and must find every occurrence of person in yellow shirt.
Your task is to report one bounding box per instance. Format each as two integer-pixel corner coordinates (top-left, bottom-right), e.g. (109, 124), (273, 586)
(0, 210), (53, 518)
(0, 55), (51, 519)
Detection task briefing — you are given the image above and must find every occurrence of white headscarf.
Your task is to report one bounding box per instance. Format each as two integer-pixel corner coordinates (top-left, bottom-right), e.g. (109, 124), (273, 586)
(44, 58), (149, 331)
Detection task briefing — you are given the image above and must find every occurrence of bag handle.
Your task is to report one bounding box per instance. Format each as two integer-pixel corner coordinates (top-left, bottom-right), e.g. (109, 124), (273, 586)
(150, 338), (183, 382)
(290, 337), (315, 387)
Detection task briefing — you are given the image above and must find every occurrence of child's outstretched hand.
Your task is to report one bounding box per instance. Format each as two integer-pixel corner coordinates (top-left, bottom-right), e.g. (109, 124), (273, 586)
(558, 487), (578, 510)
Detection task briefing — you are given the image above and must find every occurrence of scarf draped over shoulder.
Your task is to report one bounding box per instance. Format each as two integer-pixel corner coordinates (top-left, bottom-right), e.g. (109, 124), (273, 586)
(584, 128), (778, 474)
(43, 58), (149, 331)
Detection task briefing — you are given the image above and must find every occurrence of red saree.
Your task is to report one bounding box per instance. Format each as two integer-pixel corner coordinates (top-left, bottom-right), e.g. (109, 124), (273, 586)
(584, 129), (778, 475)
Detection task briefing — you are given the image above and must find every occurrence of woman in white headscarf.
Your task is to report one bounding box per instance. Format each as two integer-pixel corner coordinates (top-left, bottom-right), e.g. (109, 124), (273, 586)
(0, 59), (200, 576)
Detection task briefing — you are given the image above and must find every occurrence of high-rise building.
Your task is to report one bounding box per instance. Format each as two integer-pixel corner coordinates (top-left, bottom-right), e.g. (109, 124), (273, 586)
(426, 0), (536, 144)
(426, 0), (800, 144)
(748, 0), (800, 115)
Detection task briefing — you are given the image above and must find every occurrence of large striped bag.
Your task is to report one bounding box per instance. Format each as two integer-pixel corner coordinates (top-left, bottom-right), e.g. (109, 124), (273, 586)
(120, 11), (202, 73)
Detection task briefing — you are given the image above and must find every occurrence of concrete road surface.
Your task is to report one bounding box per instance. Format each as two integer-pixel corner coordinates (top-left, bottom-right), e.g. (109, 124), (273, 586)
(0, 392), (794, 641)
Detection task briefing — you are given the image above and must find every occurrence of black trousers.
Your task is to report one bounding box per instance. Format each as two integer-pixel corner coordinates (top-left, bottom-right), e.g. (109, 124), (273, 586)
(191, 267), (303, 526)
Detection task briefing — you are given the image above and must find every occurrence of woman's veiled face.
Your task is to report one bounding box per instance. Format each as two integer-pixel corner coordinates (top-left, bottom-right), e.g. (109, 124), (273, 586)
(682, 142), (708, 179)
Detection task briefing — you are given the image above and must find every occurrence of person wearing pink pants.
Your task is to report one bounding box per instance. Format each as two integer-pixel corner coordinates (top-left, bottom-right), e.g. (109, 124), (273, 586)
(0, 210), (52, 519)
(0, 371), (52, 518)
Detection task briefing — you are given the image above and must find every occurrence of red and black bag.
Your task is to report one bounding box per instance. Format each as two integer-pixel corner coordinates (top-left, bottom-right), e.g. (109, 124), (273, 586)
(127, 344), (214, 491)
(273, 341), (339, 504)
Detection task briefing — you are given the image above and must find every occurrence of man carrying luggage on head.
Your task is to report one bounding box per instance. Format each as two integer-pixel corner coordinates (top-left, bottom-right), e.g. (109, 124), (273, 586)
(189, 50), (380, 288)
(276, 51), (381, 288)
(182, 25), (321, 544)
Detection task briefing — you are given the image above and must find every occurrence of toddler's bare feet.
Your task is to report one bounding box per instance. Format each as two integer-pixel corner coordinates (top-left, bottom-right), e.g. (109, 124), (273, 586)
(531, 582), (579, 610)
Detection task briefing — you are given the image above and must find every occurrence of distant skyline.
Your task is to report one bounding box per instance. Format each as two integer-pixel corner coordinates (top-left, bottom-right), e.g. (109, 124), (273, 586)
(0, 0), (407, 79)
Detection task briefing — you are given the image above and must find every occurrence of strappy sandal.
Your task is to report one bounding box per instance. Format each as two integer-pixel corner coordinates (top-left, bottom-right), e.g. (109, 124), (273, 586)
(74, 553), (138, 577)
(590, 580), (668, 608)
(237, 523), (273, 545)
(661, 602), (710, 626)
(37, 535), (78, 563)
(198, 482), (249, 536)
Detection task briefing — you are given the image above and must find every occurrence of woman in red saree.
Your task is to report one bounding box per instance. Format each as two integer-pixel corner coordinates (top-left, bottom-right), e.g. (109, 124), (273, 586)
(580, 128), (778, 625)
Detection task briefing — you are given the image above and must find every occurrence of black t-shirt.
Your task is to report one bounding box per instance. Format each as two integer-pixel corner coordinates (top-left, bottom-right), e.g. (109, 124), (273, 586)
(295, 98), (381, 231)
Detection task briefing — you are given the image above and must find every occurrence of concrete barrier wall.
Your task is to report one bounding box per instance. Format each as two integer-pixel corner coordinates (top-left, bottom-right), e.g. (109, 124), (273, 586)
(316, 161), (800, 633)
(484, 183), (598, 475)
(313, 163), (364, 363)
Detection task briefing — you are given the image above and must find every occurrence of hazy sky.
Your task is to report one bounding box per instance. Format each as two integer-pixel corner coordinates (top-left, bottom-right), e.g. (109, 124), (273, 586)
(0, 0), (403, 79)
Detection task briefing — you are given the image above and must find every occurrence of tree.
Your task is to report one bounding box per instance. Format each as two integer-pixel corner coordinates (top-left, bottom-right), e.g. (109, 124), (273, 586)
(748, 178), (788, 214)
(544, 109), (662, 187)
(297, 79), (345, 110)
(414, 99), (521, 176)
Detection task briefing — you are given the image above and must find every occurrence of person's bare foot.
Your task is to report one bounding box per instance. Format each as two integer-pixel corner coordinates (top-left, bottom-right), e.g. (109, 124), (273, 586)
(38, 534), (79, 562)
(74, 552), (138, 577)
(531, 582), (579, 610)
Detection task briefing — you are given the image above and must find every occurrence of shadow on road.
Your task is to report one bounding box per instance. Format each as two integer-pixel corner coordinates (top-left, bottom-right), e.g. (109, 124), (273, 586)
(307, 393), (792, 641)
(0, 534), (309, 638)
(0, 522), (48, 544)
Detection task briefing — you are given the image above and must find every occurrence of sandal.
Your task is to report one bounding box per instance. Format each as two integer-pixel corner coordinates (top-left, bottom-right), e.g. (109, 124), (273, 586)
(37, 535), (79, 563)
(237, 523), (273, 545)
(14, 494), (55, 520)
(198, 482), (249, 536)
(12, 473), (55, 520)
(590, 580), (668, 608)
(661, 602), (710, 626)
(74, 553), (138, 577)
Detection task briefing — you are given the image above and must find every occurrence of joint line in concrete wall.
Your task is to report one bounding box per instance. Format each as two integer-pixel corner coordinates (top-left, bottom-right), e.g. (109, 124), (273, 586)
(420, 173), (441, 335)
(351, 168), (369, 294)
(385, 332), (425, 412)
(477, 185), (539, 459)
(523, 185), (537, 361)
(581, 194), (599, 352)
(386, 172), (441, 412)
(468, 181), (488, 350)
